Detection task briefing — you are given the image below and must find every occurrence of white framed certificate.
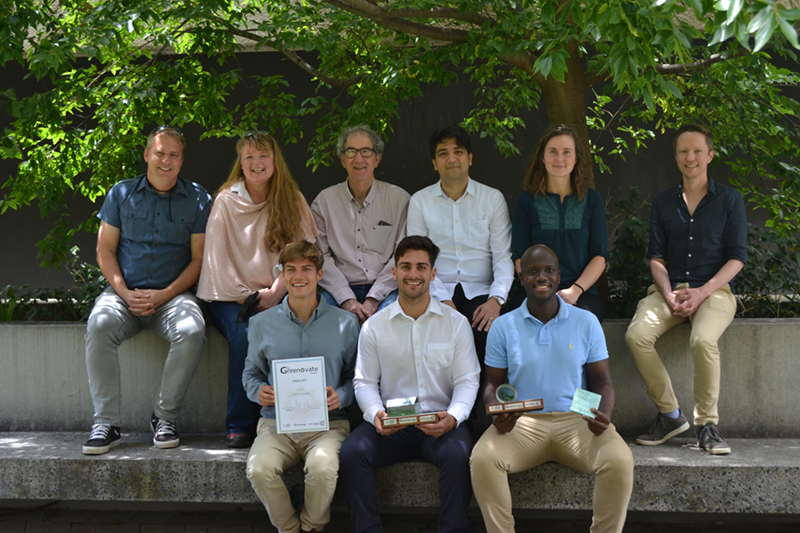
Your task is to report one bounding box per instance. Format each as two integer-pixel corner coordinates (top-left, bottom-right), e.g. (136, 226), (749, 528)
(272, 357), (329, 434)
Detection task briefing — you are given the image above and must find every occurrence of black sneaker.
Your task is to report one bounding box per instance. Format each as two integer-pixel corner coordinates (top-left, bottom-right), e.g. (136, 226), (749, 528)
(696, 423), (731, 455)
(636, 412), (690, 446)
(82, 423), (121, 455)
(226, 433), (254, 449)
(150, 413), (180, 449)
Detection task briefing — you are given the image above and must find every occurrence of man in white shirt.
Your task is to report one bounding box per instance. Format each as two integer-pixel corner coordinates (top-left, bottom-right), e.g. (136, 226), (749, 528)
(339, 235), (480, 533)
(312, 125), (410, 324)
(407, 125), (514, 365)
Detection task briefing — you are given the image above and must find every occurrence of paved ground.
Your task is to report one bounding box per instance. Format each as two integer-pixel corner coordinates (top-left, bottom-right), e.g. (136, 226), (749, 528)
(3, 503), (800, 532)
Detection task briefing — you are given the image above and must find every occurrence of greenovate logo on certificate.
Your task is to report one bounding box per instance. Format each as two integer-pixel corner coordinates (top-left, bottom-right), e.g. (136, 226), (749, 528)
(273, 357), (329, 434)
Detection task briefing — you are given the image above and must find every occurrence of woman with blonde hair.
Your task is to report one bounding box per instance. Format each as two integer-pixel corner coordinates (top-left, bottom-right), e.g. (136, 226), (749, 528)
(198, 131), (317, 447)
(510, 124), (608, 321)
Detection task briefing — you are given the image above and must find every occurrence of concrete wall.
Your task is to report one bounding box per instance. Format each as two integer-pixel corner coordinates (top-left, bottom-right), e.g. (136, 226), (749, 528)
(1, 319), (797, 438)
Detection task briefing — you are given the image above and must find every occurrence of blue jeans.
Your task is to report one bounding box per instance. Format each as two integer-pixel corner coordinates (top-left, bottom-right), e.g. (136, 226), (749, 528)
(319, 284), (398, 311)
(339, 422), (474, 533)
(85, 286), (206, 425)
(207, 300), (262, 437)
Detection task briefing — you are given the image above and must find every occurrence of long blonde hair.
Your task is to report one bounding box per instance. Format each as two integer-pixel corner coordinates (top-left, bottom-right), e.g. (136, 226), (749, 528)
(218, 131), (305, 253)
(523, 124), (586, 201)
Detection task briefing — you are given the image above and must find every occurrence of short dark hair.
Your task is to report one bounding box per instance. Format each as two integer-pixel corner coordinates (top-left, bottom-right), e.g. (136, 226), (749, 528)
(428, 126), (472, 159)
(673, 123), (714, 153)
(279, 240), (324, 271)
(394, 235), (440, 267)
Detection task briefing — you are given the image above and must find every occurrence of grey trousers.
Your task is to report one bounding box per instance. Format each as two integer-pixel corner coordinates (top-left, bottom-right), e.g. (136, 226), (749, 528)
(85, 286), (206, 425)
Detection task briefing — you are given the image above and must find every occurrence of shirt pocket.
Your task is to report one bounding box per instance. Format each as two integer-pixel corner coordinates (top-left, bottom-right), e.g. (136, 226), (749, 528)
(424, 342), (454, 369)
(366, 224), (394, 253)
(165, 215), (194, 245)
(467, 217), (490, 246)
(119, 206), (149, 242)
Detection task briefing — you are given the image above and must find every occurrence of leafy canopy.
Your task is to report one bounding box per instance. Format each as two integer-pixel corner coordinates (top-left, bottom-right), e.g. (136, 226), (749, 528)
(2, 0), (800, 267)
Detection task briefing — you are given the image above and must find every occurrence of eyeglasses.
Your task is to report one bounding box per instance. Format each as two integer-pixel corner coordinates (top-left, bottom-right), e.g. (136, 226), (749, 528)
(343, 147), (376, 158)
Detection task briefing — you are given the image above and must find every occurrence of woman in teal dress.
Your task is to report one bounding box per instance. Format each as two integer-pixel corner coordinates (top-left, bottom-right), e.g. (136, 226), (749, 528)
(510, 124), (608, 322)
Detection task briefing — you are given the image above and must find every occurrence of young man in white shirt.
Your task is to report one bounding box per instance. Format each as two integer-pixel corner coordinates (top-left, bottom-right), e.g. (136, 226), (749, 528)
(339, 235), (480, 533)
(407, 126), (514, 365)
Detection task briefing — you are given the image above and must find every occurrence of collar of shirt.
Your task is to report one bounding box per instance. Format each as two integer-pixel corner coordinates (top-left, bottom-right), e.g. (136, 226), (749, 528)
(386, 296), (444, 322)
(520, 295), (570, 345)
(345, 178), (377, 208)
(134, 173), (189, 197)
(230, 180), (254, 203)
(674, 177), (720, 202)
(279, 296), (328, 325)
(435, 177), (474, 201)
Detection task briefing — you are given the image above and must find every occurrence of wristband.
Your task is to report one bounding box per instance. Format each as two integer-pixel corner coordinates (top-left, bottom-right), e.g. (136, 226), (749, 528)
(573, 283), (585, 294)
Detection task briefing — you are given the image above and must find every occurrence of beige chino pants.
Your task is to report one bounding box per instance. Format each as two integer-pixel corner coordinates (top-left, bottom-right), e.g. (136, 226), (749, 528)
(246, 418), (350, 533)
(625, 283), (736, 425)
(470, 412), (633, 533)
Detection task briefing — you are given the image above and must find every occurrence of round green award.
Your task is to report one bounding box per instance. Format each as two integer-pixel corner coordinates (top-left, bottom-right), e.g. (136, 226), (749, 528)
(496, 383), (518, 403)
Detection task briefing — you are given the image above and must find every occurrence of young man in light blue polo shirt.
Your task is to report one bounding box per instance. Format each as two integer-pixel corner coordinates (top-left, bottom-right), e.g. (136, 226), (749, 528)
(470, 245), (633, 533)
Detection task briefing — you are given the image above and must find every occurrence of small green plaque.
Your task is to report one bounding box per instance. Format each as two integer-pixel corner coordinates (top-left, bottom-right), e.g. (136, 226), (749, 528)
(386, 397), (421, 417)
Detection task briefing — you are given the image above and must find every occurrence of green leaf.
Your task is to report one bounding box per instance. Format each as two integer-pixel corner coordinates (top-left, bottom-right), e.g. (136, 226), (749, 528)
(747, 7), (771, 34)
(726, 0), (743, 25)
(754, 13), (777, 52)
(778, 13), (800, 49)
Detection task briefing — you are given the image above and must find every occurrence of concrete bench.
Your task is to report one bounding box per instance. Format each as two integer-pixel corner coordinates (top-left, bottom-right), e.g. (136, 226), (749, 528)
(2, 319), (799, 438)
(1, 432), (799, 514)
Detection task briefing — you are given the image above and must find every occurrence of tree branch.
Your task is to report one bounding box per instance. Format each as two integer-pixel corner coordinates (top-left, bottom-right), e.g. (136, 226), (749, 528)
(327, 0), (538, 77)
(225, 25), (366, 88)
(384, 6), (494, 27)
(280, 49), (366, 88)
(654, 49), (750, 74)
(326, 0), (471, 43)
(585, 48), (753, 86)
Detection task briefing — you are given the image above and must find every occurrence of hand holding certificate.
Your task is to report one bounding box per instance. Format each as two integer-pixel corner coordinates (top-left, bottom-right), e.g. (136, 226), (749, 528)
(272, 357), (329, 434)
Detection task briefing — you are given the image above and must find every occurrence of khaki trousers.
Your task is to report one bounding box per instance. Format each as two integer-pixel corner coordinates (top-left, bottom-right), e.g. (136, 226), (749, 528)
(625, 283), (736, 425)
(246, 418), (350, 533)
(470, 412), (633, 533)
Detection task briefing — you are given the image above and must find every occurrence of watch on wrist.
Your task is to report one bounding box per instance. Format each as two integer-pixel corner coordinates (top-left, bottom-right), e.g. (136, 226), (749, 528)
(491, 296), (506, 307)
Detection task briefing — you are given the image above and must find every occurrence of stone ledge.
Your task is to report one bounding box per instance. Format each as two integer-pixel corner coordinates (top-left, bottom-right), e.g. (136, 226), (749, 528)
(2, 432), (800, 514)
(4, 319), (800, 437)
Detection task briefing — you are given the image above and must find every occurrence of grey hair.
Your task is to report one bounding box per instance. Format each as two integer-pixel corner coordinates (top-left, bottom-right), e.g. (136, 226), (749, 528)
(336, 124), (385, 156)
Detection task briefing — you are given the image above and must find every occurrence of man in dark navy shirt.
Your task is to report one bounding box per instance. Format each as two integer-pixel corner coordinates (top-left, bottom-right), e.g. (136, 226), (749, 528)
(82, 126), (212, 455)
(625, 124), (747, 455)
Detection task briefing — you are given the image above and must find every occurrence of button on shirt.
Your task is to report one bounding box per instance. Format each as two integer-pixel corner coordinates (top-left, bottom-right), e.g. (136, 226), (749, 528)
(242, 298), (359, 421)
(648, 179), (747, 290)
(485, 296), (608, 413)
(97, 174), (212, 290)
(311, 180), (410, 304)
(407, 178), (514, 302)
(354, 298), (480, 426)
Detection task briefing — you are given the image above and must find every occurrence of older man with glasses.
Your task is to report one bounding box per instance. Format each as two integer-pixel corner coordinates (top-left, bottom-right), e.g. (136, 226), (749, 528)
(82, 125), (212, 455)
(311, 124), (410, 324)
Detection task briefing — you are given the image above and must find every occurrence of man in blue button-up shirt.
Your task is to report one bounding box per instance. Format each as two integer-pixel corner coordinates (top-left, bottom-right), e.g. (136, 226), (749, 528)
(82, 126), (212, 455)
(625, 124), (747, 455)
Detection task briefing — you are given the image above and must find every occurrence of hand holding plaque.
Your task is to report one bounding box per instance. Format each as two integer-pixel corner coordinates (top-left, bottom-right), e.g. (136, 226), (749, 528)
(381, 397), (441, 428)
(485, 384), (544, 415)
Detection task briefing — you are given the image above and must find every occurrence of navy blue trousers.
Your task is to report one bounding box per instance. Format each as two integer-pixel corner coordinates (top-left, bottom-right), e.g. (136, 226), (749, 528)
(339, 422), (474, 533)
